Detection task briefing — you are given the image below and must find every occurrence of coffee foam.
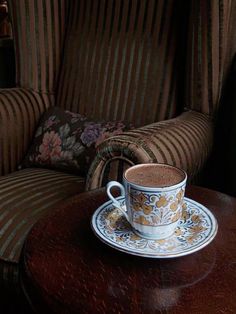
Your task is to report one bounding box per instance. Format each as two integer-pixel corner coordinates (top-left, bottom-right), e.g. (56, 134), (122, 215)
(125, 164), (185, 187)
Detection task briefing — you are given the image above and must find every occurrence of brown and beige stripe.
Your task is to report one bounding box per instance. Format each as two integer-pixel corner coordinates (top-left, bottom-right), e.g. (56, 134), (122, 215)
(8, 0), (235, 118)
(186, 0), (234, 115)
(86, 110), (213, 190)
(0, 88), (53, 176)
(57, 0), (188, 125)
(9, 0), (69, 93)
(0, 168), (85, 263)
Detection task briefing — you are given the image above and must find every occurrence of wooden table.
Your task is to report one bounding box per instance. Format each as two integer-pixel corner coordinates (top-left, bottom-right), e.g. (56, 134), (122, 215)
(21, 186), (236, 313)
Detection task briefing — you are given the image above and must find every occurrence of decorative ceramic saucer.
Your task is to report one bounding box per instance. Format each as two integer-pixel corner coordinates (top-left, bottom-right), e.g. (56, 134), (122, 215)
(91, 197), (218, 258)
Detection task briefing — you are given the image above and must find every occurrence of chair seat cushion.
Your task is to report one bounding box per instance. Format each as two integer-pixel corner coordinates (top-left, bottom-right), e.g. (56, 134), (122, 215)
(0, 168), (85, 263)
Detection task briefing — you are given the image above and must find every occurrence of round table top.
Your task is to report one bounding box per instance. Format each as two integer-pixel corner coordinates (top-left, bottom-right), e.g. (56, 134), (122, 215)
(22, 186), (236, 313)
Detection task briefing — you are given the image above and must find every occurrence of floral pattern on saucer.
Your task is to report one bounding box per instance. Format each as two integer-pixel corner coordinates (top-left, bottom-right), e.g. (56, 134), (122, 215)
(91, 197), (218, 258)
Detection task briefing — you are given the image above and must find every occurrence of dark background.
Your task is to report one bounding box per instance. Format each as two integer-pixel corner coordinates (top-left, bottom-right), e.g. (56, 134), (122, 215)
(202, 55), (236, 197)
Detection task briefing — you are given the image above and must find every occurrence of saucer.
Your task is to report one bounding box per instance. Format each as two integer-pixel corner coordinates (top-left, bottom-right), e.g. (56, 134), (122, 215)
(91, 197), (218, 258)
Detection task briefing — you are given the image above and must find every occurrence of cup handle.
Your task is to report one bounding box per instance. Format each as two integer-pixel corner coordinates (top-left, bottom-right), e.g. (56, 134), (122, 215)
(106, 181), (129, 221)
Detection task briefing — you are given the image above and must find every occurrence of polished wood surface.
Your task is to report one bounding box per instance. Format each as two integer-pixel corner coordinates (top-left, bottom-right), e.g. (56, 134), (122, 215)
(22, 186), (236, 313)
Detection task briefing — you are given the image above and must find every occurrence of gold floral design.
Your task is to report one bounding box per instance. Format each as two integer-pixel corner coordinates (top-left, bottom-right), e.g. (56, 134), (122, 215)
(190, 225), (206, 233)
(130, 189), (185, 226)
(116, 236), (125, 242)
(134, 216), (150, 225)
(170, 200), (178, 211)
(151, 216), (160, 224)
(182, 202), (187, 210)
(171, 211), (181, 222)
(174, 228), (183, 236)
(181, 209), (190, 222)
(136, 193), (148, 204)
(176, 189), (184, 202)
(131, 192), (154, 216)
(133, 203), (141, 211)
(191, 214), (201, 223)
(94, 197), (217, 258)
(186, 234), (199, 244)
(156, 196), (169, 208)
(143, 204), (153, 215)
(155, 239), (166, 245)
(130, 234), (141, 241)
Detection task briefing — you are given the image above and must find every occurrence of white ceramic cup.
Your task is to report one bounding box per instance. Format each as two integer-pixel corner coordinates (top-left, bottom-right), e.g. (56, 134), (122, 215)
(106, 163), (187, 239)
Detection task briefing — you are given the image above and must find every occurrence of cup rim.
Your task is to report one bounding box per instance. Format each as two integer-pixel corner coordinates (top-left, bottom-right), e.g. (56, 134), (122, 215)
(123, 163), (187, 191)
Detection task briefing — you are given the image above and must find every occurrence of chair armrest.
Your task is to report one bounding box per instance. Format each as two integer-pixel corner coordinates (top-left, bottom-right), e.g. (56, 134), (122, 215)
(86, 110), (213, 190)
(0, 88), (51, 175)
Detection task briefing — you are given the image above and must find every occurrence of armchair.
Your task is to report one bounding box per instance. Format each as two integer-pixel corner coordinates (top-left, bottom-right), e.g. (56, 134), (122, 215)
(0, 0), (235, 292)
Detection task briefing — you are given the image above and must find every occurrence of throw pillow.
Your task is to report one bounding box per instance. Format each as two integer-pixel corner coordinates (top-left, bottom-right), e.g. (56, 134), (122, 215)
(20, 107), (134, 175)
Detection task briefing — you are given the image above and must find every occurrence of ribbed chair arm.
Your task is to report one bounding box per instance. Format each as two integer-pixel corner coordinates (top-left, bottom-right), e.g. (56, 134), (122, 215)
(86, 111), (213, 190)
(0, 88), (52, 175)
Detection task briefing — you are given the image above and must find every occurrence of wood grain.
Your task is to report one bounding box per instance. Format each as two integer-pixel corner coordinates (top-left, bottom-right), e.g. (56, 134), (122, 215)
(22, 186), (236, 313)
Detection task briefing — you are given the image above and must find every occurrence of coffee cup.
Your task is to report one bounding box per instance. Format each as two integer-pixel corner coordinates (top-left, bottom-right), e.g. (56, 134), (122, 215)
(106, 163), (187, 239)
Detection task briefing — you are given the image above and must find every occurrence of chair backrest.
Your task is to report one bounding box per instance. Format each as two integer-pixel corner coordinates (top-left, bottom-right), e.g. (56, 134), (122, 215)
(56, 0), (188, 126)
(9, 0), (69, 96)
(185, 0), (236, 116)
(9, 0), (236, 122)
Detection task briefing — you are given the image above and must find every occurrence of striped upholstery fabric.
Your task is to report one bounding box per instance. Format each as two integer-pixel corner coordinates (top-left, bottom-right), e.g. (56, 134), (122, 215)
(86, 111), (213, 190)
(0, 168), (85, 263)
(57, 0), (188, 125)
(0, 88), (52, 176)
(85, 0), (236, 189)
(186, 0), (235, 115)
(9, 0), (69, 93)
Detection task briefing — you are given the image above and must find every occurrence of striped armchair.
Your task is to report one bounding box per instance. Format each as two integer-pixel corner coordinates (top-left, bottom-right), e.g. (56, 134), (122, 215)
(0, 0), (235, 290)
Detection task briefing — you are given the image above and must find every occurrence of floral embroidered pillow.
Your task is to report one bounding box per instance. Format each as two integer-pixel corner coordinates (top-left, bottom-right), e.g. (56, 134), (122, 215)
(20, 107), (134, 175)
